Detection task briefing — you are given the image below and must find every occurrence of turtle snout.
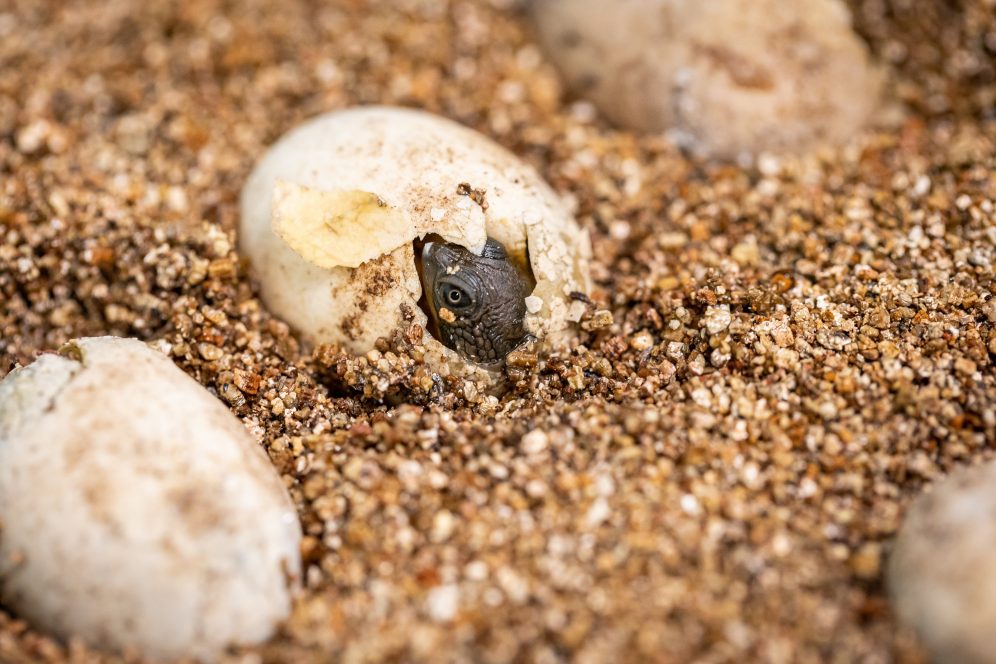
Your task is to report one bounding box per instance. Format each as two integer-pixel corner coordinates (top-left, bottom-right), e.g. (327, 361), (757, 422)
(421, 241), (442, 283)
(422, 241), (438, 261)
(421, 240), (462, 278)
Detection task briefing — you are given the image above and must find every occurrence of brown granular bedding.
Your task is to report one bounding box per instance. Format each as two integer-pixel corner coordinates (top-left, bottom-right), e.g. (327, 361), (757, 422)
(0, 1), (994, 662)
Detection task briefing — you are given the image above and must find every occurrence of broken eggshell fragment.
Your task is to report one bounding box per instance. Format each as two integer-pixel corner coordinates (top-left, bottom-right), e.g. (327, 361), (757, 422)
(239, 106), (591, 380)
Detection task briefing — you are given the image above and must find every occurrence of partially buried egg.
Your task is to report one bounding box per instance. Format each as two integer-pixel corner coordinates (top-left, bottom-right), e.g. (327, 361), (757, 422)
(530, 0), (884, 159)
(240, 106), (592, 382)
(0, 337), (301, 662)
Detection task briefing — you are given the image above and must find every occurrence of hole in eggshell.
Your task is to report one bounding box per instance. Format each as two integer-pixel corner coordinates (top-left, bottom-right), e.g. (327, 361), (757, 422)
(411, 233), (538, 358)
(506, 240), (537, 297)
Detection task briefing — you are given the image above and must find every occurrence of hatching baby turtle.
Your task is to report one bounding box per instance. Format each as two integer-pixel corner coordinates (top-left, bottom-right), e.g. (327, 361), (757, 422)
(421, 238), (530, 366)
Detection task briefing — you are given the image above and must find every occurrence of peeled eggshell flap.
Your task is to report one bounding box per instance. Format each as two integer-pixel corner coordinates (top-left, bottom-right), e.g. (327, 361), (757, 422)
(273, 181), (416, 270)
(241, 106), (592, 375)
(0, 337), (302, 662)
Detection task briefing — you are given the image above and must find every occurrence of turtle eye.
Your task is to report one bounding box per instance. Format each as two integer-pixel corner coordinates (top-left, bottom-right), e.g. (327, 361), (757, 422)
(442, 284), (470, 308)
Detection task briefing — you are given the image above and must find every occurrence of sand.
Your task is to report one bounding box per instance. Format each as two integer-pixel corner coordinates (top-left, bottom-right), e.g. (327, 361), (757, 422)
(0, 0), (994, 662)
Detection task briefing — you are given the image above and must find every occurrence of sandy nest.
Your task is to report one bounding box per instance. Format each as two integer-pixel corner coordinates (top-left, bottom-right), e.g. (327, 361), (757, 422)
(0, 1), (994, 662)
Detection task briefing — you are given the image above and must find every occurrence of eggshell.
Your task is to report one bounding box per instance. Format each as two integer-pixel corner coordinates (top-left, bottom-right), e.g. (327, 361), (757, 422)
(239, 106), (591, 379)
(530, 0), (884, 159)
(272, 183), (415, 270)
(0, 337), (301, 662)
(889, 462), (996, 664)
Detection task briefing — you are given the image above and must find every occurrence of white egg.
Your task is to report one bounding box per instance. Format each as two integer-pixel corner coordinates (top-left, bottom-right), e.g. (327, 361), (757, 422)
(889, 461), (996, 664)
(0, 337), (301, 662)
(531, 0), (884, 159)
(239, 106), (591, 381)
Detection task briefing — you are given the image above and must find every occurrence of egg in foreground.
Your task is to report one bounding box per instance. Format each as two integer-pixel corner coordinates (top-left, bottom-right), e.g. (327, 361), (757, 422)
(0, 337), (302, 662)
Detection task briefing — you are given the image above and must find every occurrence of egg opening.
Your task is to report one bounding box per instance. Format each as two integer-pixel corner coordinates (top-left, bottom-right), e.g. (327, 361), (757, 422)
(414, 234), (538, 367)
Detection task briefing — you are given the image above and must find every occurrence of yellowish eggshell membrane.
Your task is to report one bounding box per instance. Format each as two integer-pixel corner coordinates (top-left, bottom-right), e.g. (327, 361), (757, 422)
(272, 183), (416, 270)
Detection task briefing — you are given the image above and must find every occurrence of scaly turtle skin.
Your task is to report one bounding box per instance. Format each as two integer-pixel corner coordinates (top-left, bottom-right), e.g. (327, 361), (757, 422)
(421, 238), (529, 366)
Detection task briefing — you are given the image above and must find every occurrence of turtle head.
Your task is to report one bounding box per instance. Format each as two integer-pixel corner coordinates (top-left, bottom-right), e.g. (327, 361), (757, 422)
(421, 238), (529, 366)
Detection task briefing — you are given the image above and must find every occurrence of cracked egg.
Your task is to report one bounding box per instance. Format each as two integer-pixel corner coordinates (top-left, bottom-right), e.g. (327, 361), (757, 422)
(240, 106), (592, 380)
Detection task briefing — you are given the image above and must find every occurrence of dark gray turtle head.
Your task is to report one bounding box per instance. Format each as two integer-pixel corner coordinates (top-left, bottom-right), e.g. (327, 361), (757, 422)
(421, 238), (529, 366)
